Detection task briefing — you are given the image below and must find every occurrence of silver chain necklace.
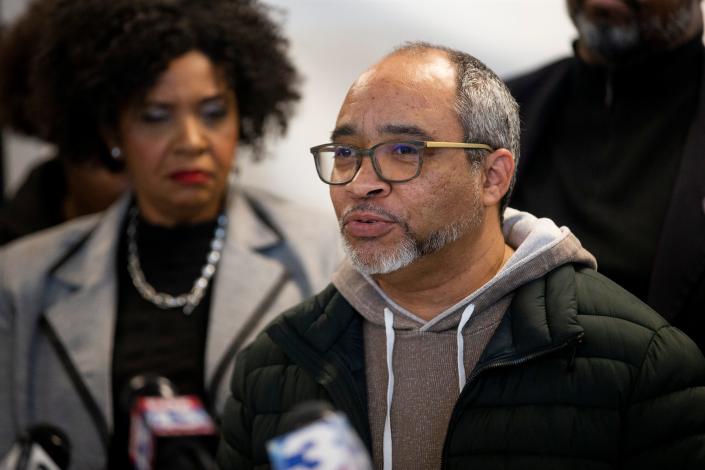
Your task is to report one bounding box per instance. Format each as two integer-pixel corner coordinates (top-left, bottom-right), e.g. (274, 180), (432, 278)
(126, 207), (228, 315)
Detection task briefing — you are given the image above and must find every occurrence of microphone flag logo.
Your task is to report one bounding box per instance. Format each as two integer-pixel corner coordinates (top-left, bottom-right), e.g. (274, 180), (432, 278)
(266, 412), (372, 470)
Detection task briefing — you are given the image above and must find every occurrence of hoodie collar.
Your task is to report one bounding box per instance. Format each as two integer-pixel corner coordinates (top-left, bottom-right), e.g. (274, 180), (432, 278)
(333, 208), (595, 332)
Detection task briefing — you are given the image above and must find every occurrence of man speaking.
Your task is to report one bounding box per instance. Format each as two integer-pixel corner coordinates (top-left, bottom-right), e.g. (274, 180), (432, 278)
(216, 43), (705, 469)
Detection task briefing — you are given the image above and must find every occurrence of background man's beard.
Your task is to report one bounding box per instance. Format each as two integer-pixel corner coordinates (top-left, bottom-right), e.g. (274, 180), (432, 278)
(343, 204), (484, 276)
(575, 2), (694, 62)
(575, 12), (640, 61)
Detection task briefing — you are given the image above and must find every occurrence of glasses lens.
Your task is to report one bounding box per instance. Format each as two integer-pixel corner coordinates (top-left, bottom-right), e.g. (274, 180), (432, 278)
(375, 142), (421, 181)
(314, 145), (358, 183)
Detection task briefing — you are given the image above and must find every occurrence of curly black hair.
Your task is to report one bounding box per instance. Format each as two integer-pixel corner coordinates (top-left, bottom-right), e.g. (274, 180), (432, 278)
(0, 0), (58, 135)
(22, 0), (300, 168)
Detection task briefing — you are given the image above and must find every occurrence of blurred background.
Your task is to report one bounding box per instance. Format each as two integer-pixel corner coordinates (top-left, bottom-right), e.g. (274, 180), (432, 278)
(0, 0), (578, 211)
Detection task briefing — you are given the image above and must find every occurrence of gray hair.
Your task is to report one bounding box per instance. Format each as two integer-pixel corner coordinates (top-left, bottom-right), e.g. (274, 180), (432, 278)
(395, 42), (521, 216)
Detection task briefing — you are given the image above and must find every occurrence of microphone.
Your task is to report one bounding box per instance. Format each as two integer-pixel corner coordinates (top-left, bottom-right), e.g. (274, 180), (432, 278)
(266, 401), (372, 470)
(123, 375), (216, 470)
(0, 424), (71, 470)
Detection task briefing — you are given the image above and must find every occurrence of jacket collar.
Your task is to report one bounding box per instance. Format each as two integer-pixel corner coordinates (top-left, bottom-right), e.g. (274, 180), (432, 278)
(226, 188), (279, 251)
(477, 264), (584, 366)
(205, 190), (285, 398)
(273, 264), (586, 385)
(288, 266), (585, 365)
(43, 189), (287, 431)
(44, 195), (129, 432)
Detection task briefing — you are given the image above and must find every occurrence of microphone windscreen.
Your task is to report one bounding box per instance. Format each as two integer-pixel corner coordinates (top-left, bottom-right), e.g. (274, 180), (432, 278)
(120, 374), (178, 413)
(267, 401), (372, 470)
(129, 395), (216, 470)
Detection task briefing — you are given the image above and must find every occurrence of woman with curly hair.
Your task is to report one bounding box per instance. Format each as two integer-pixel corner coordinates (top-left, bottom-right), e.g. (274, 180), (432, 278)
(0, 0), (340, 467)
(0, 0), (129, 244)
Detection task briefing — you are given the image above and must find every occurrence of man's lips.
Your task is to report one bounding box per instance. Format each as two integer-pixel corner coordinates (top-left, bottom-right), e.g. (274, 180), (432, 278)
(169, 170), (211, 184)
(342, 211), (397, 238)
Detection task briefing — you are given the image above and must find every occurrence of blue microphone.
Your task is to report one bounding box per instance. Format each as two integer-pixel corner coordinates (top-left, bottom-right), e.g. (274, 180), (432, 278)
(266, 401), (372, 470)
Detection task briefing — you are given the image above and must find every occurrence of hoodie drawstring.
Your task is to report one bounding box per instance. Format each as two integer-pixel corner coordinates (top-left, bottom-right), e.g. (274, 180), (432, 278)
(383, 307), (395, 470)
(382, 303), (475, 469)
(456, 303), (475, 393)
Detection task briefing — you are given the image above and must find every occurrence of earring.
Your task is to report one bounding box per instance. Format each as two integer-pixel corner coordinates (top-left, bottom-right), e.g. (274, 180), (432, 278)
(111, 147), (122, 159)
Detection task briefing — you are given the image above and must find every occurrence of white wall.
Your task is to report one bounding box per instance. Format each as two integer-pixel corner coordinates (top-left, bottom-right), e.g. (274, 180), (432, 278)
(2, 0), (577, 210)
(242, 0), (576, 211)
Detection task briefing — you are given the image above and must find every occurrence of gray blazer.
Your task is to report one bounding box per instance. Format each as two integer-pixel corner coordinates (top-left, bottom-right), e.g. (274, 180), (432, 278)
(0, 187), (342, 469)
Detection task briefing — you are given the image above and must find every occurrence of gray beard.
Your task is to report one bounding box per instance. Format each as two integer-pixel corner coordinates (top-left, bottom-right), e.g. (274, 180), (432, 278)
(342, 201), (484, 276)
(575, 3), (694, 62)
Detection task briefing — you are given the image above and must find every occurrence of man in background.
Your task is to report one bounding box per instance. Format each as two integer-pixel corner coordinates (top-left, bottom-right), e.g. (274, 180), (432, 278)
(508, 0), (705, 352)
(1, 0), (6, 203)
(0, 0), (128, 244)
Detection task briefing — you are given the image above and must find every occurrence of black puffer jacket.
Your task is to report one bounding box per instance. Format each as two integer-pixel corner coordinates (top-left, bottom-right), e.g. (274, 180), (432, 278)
(217, 265), (705, 469)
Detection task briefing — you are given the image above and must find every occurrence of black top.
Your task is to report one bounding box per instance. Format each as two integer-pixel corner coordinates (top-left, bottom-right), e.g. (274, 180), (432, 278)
(0, 157), (66, 245)
(0, 132), (4, 206)
(108, 212), (218, 469)
(511, 36), (703, 300)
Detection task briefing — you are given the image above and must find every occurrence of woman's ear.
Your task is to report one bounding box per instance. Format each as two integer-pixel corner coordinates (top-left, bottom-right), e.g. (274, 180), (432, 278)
(100, 120), (121, 149)
(481, 148), (515, 207)
(101, 125), (123, 161)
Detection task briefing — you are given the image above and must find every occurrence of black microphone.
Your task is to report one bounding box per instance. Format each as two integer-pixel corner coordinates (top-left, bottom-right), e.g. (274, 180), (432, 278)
(122, 375), (216, 470)
(0, 424), (71, 470)
(266, 401), (372, 470)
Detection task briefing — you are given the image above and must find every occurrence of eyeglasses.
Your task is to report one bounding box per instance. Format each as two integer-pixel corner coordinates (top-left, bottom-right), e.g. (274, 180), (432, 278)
(310, 140), (493, 185)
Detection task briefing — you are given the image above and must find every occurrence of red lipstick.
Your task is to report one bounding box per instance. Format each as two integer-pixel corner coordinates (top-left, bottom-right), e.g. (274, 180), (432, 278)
(170, 170), (210, 185)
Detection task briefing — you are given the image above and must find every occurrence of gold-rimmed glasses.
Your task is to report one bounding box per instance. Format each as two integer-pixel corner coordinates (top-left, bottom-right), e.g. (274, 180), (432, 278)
(310, 140), (493, 185)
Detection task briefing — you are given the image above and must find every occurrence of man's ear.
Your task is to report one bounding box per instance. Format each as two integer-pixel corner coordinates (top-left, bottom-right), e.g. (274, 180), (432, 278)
(481, 148), (515, 207)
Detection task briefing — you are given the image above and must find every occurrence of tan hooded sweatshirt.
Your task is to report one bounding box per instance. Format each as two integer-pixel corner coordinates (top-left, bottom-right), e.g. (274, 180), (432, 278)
(331, 208), (597, 470)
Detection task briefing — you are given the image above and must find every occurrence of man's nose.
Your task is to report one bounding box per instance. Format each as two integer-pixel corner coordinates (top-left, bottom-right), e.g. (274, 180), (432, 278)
(346, 157), (391, 198)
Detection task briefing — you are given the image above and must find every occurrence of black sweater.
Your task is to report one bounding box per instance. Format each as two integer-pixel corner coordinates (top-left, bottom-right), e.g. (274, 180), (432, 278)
(509, 37), (703, 301)
(109, 214), (217, 469)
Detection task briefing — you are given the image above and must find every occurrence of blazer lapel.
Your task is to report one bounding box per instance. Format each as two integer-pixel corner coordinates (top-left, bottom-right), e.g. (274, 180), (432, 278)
(43, 197), (127, 434)
(205, 192), (286, 400)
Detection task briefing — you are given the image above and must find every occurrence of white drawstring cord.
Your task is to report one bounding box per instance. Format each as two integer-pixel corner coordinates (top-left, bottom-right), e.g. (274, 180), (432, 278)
(382, 303), (474, 468)
(456, 304), (475, 393)
(383, 308), (395, 470)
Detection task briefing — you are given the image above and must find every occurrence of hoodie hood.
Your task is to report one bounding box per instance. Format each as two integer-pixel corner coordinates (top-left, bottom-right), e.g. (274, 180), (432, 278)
(331, 209), (596, 470)
(334, 207), (596, 332)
